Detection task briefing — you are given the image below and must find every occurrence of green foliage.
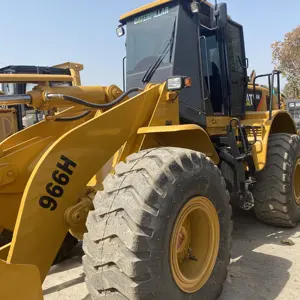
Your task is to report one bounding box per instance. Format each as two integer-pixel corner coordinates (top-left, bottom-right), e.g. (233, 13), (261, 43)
(283, 83), (300, 99)
(272, 26), (300, 99)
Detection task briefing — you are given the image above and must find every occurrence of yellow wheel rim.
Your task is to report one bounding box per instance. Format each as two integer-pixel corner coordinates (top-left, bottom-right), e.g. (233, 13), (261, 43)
(170, 196), (220, 293)
(294, 158), (300, 205)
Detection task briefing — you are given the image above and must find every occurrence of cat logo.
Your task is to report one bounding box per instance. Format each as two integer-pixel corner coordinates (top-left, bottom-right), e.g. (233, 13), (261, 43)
(246, 93), (261, 107)
(134, 7), (169, 25)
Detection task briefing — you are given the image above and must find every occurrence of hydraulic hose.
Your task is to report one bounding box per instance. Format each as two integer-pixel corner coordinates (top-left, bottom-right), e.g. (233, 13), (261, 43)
(47, 87), (142, 109)
(55, 111), (91, 122)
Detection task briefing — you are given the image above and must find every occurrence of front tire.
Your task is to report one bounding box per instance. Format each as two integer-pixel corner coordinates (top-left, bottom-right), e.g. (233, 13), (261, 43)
(83, 147), (232, 300)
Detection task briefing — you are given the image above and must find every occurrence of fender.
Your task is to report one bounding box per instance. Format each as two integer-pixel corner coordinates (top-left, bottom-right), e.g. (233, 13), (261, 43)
(137, 125), (220, 164)
(243, 110), (297, 171)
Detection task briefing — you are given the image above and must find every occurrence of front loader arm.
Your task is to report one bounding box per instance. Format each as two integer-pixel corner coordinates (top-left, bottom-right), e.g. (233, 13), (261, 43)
(0, 109), (94, 231)
(7, 84), (161, 281)
(0, 84), (123, 232)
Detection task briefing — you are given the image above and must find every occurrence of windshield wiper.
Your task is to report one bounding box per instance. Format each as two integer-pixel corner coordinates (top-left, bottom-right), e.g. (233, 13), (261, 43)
(142, 20), (176, 84)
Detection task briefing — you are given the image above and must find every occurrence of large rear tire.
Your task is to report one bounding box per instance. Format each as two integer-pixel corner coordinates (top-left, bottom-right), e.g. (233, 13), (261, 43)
(83, 147), (232, 300)
(254, 133), (300, 227)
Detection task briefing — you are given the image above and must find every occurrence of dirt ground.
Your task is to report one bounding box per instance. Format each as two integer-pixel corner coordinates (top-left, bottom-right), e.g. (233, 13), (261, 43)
(43, 209), (300, 300)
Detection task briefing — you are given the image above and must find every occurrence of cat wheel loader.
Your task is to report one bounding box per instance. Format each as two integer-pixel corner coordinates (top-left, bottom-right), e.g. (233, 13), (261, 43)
(0, 1), (300, 300)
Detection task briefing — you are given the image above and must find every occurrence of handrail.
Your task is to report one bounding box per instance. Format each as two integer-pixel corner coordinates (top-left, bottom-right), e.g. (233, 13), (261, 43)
(253, 71), (281, 117)
(0, 74), (73, 83)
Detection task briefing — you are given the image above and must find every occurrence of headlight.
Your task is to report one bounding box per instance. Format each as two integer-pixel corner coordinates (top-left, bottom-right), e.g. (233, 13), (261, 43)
(167, 76), (192, 91)
(190, 1), (200, 14)
(116, 25), (125, 37)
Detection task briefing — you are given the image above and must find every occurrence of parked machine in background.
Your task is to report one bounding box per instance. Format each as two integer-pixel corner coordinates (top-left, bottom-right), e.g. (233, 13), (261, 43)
(0, 90), (18, 141)
(287, 99), (300, 131)
(0, 62), (83, 136)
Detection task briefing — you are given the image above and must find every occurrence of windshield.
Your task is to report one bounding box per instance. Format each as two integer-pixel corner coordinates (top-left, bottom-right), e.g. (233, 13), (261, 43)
(126, 5), (178, 75)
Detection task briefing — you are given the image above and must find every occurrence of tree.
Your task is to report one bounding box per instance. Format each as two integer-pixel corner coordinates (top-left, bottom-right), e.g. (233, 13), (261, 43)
(272, 26), (300, 99)
(283, 82), (300, 99)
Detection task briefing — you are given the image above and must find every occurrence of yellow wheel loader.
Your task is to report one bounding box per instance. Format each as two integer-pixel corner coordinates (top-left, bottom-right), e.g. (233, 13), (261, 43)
(0, 1), (299, 300)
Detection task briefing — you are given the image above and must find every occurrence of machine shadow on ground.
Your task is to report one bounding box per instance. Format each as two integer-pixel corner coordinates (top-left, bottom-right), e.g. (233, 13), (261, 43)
(43, 245), (85, 296)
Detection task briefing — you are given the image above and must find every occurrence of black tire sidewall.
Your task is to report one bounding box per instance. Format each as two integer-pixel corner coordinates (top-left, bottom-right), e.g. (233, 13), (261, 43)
(151, 158), (231, 299)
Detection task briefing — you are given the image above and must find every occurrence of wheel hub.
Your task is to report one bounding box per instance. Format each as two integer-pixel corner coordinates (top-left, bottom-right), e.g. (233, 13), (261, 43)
(176, 219), (191, 263)
(170, 196), (220, 293)
(294, 158), (300, 205)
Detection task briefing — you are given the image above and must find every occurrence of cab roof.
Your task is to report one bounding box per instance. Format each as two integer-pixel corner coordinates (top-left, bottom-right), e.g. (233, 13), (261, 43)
(120, 0), (172, 23)
(119, 0), (219, 24)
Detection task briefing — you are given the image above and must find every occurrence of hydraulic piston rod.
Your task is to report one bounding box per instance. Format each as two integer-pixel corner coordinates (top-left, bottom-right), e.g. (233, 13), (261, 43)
(0, 85), (124, 110)
(0, 95), (31, 106)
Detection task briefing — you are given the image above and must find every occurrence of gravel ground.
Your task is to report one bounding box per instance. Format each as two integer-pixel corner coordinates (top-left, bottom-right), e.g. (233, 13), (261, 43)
(43, 209), (300, 300)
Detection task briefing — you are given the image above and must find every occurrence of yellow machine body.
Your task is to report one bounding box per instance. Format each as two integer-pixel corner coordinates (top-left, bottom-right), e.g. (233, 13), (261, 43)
(0, 2), (298, 299)
(0, 77), (296, 298)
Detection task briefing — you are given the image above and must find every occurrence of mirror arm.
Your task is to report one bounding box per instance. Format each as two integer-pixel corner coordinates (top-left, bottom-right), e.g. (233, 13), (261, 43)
(200, 23), (218, 31)
(238, 56), (249, 69)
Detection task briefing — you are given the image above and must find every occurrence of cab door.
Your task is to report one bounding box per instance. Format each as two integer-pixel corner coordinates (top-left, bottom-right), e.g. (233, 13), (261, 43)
(226, 20), (248, 117)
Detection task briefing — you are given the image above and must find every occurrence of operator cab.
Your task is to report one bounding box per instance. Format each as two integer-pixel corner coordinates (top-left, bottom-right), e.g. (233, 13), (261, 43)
(118, 0), (248, 127)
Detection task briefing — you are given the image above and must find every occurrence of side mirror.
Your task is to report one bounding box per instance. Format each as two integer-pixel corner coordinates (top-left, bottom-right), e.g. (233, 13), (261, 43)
(210, 3), (228, 29)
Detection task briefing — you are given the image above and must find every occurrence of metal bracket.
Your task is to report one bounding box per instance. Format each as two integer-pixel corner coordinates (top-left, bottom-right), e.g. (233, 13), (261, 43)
(0, 164), (17, 187)
(64, 190), (95, 240)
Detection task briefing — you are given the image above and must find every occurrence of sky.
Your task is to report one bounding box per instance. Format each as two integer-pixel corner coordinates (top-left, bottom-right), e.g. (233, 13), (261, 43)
(1, 0), (299, 88)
